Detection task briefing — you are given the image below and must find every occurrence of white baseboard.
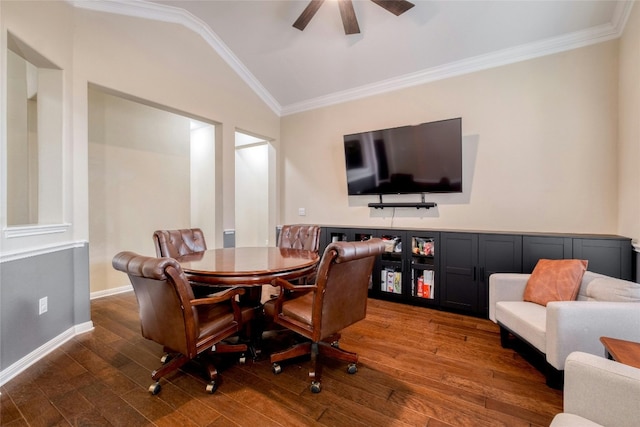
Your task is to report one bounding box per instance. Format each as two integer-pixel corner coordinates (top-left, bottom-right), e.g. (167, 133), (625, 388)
(0, 321), (94, 387)
(90, 284), (133, 300)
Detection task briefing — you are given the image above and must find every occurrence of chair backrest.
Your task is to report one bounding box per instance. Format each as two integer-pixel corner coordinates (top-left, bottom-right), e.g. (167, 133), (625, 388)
(112, 251), (198, 357)
(277, 225), (321, 252)
(311, 238), (385, 341)
(153, 228), (207, 258)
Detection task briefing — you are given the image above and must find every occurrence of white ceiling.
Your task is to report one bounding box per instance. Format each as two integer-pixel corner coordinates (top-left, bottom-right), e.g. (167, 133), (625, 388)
(76, 0), (634, 116)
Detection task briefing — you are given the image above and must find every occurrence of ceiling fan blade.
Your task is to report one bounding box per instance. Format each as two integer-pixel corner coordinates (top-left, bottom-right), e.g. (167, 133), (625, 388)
(370, 0), (415, 16)
(338, 0), (360, 35)
(293, 0), (326, 31)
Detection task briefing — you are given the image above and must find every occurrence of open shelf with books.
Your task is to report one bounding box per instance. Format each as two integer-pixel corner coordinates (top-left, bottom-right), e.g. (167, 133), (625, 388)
(408, 233), (440, 306)
(362, 230), (440, 306)
(374, 232), (405, 301)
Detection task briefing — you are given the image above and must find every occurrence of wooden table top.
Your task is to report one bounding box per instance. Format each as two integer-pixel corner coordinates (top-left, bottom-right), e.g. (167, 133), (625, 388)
(177, 247), (320, 286)
(600, 336), (640, 369)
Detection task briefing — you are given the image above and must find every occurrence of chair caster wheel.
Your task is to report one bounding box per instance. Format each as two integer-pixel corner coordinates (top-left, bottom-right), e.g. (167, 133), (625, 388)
(347, 363), (357, 374)
(310, 381), (321, 393)
(272, 363), (282, 375)
(239, 354), (246, 364)
(160, 353), (171, 364)
(205, 381), (218, 394)
(148, 382), (161, 395)
(331, 341), (340, 348)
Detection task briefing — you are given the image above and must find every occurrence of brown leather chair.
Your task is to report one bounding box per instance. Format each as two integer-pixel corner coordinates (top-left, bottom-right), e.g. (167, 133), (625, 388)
(265, 238), (385, 393)
(112, 251), (256, 394)
(153, 228), (207, 258)
(277, 224), (321, 252)
(262, 225), (322, 305)
(153, 228), (214, 297)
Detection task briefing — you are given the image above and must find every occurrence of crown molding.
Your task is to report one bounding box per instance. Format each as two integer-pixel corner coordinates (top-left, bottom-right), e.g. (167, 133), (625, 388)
(70, 0), (282, 115)
(282, 0), (635, 116)
(70, 0), (634, 118)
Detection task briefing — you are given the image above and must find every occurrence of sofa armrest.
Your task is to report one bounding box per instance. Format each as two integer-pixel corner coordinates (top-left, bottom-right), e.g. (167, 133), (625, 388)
(554, 352), (640, 427)
(546, 302), (640, 369)
(488, 273), (530, 322)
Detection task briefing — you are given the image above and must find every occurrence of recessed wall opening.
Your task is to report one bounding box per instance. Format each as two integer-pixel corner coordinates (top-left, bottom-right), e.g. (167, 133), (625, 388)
(87, 85), (217, 294)
(234, 131), (271, 247)
(6, 32), (63, 227)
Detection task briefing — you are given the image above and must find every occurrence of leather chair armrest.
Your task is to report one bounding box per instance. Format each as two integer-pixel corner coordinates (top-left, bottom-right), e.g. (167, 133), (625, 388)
(272, 277), (317, 292)
(268, 277), (317, 321)
(190, 287), (245, 305)
(191, 287), (247, 324)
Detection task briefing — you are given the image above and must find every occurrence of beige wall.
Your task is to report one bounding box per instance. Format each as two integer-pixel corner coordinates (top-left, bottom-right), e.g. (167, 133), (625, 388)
(281, 41), (622, 236)
(71, 8), (280, 292)
(6, 50), (30, 225)
(1, 1), (76, 253)
(618, 4), (640, 246)
(1, 1), (280, 294)
(1, 0), (637, 291)
(88, 89), (191, 293)
(71, 8), (281, 245)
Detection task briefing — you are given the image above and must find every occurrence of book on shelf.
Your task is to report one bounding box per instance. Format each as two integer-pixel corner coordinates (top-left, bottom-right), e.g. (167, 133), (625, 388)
(382, 268), (402, 294)
(424, 270), (434, 299)
(411, 237), (435, 256)
(393, 271), (402, 294)
(416, 270), (435, 299)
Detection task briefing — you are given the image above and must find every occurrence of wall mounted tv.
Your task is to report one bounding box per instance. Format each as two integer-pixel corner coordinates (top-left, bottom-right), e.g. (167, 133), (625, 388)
(343, 118), (462, 195)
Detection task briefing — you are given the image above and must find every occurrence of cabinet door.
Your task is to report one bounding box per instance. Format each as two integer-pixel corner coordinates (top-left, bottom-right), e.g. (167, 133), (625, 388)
(441, 233), (479, 313)
(522, 236), (572, 273)
(478, 234), (522, 317)
(321, 227), (349, 253)
(573, 238), (632, 280)
(407, 232), (440, 306)
(371, 230), (405, 300)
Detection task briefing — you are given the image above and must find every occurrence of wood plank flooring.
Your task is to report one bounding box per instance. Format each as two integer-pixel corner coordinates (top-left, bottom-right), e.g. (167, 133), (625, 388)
(1, 292), (562, 426)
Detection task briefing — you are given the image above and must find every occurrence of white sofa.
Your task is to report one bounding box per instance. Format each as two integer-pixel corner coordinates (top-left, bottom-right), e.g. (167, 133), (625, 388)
(550, 351), (640, 427)
(489, 271), (640, 386)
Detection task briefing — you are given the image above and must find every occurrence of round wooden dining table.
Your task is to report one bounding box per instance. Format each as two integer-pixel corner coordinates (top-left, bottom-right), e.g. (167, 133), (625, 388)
(176, 246), (320, 287)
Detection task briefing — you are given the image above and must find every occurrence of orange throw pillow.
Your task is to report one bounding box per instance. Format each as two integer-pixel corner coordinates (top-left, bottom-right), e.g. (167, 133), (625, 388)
(523, 259), (588, 306)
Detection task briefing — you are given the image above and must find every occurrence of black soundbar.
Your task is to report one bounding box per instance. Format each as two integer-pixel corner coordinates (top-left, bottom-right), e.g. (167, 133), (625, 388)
(368, 202), (437, 210)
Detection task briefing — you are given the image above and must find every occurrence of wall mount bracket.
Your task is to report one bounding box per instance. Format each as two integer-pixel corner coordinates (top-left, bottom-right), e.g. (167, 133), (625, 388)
(367, 194), (437, 210)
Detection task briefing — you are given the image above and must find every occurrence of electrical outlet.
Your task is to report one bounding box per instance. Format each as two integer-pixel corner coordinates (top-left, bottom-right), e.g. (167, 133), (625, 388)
(298, 207), (306, 216)
(39, 296), (48, 315)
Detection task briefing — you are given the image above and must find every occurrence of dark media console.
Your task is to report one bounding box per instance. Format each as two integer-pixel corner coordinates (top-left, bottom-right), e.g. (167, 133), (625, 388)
(320, 226), (633, 318)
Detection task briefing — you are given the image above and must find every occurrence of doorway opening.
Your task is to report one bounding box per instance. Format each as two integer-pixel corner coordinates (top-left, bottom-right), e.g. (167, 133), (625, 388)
(234, 131), (272, 247)
(87, 85), (217, 295)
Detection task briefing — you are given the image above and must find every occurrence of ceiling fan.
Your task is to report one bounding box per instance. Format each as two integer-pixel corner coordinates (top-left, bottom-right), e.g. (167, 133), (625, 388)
(293, 0), (415, 35)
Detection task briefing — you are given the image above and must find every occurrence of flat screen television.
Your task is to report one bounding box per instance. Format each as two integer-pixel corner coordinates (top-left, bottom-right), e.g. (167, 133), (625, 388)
(343, 118), (462, 195)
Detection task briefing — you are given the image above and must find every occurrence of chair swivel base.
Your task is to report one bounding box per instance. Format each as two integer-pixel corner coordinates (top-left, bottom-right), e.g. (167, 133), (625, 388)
(270, 336), (358, 393)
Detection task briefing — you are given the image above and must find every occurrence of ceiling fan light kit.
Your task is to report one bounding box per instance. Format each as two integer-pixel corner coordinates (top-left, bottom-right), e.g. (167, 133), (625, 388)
(293, 0), (415, 35)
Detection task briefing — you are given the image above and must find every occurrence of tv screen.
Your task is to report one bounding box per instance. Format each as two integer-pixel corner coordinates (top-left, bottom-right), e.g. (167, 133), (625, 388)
(343, 118), (462, 195)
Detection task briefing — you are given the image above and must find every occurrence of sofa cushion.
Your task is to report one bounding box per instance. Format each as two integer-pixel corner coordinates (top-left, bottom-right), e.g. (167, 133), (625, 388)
(584, 278), (640, 302)
(495, 301), (547, 353)
(523, 259), (588, 306)
(576, 271), (608, 301)
(550, 413), (603, 427)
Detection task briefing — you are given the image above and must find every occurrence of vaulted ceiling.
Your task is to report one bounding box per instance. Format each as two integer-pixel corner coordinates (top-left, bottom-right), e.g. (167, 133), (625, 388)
(75, 0), (634, 116)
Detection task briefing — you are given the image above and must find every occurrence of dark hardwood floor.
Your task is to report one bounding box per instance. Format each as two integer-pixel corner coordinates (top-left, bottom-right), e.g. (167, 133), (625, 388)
(1, 292), (562, 426)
